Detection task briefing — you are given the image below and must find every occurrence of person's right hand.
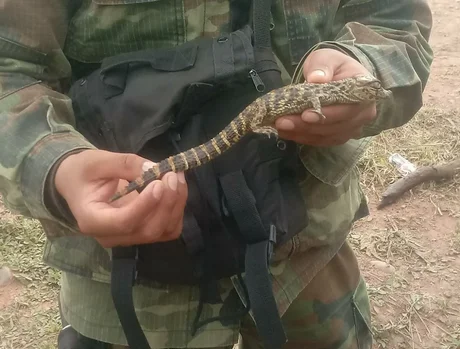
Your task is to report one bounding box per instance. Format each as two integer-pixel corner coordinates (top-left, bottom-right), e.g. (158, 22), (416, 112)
(54, 149), (188, 248)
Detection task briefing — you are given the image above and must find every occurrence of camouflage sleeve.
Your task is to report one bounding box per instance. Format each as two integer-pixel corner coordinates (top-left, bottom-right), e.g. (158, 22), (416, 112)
(295, 0), (433, 136)
(0, 1), (95, 231)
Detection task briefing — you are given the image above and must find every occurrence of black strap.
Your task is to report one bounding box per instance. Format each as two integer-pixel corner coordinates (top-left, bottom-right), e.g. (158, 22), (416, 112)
(220, 171), (287, 349)
(111, 247), (151, 349)
(69, 0), (83, 19)
(252, 0), (272, 48)
(109, 1), (275, 348)
(191, 273), (250, 335)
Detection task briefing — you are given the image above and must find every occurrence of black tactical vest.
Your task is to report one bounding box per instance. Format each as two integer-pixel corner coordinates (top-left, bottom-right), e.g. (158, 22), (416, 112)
(68, 0), (308, 348)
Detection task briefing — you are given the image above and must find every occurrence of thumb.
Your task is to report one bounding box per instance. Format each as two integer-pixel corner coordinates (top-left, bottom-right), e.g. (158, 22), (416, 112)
(83, 149), (154, 182)
(80, 180), (166, 237)
(306, 69), (330, 83)
(303, 49), (342, 83)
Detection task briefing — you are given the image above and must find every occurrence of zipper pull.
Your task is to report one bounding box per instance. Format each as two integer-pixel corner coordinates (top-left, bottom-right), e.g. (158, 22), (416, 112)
(249, 69), (265, 92)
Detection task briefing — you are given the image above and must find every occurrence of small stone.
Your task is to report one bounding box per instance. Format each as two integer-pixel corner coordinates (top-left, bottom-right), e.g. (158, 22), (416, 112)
(0, 266), (13, 287)
(370, 260), (396, 274)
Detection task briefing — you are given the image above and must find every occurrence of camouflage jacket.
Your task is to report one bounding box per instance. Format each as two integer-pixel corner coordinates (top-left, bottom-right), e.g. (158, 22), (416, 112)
(0, 0), (432, 347)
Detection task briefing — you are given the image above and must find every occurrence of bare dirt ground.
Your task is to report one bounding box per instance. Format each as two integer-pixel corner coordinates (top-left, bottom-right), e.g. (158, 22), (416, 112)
(351, 0), (460, 347)
(1, 0), (459, 348)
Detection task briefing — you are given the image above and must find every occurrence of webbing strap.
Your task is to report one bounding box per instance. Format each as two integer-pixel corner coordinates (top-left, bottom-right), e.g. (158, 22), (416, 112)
(253, 0), (272, 48)
(245, 242), (286, 349)
(111, 247), (151, 349)
(219, 171), (287, 349)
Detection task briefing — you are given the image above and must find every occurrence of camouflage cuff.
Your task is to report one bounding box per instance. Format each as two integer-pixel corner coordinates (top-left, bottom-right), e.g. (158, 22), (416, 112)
(44, 148), (89, 227)
(291, 41), (377, 84)
(20, 133), (95, 233)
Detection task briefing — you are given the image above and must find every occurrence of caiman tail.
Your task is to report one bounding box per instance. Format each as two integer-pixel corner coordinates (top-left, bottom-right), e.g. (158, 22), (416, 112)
(109, 111), (251, 202)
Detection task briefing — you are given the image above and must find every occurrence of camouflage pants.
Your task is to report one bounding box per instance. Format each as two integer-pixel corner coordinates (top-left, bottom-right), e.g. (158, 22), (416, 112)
(59, 242), (373, 349)
(238, 241), (373, 349)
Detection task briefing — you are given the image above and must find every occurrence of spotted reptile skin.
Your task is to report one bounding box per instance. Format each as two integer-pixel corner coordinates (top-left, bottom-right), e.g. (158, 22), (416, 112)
(110, 75), (390, 202)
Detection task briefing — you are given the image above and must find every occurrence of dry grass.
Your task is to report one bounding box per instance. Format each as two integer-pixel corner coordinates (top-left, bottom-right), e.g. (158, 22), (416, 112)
(0, 210), (61, 349)
(357, 104), (460, 204)
(350, 223), (460, 349)
(348, 104), (460, 349)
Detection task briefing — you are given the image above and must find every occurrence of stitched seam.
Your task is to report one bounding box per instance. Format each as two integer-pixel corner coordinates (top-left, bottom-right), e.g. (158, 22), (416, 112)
(0, 80), (42, 101)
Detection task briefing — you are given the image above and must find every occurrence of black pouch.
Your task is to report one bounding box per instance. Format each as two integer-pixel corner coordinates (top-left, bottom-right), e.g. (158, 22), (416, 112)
(71, 25), (270, 155)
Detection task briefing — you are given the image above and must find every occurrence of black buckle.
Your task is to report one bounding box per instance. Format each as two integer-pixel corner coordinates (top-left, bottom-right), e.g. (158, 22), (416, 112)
(267, 224), (277, 263)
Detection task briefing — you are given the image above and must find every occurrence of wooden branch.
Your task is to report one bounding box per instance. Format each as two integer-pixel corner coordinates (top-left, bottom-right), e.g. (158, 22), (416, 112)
(377, 158), (460, 209)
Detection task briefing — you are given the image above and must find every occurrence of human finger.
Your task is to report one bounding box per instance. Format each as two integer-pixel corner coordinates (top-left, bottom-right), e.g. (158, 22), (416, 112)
(303, 48), (371, 83)
(300, 102), (377, 124)
(134, 172), (184, 241)
(162, 172), (188, 237)
(76, 179), (165, 237)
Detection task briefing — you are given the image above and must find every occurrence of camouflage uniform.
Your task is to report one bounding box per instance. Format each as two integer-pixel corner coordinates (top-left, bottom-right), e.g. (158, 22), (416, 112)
(0, 0), (432, 348)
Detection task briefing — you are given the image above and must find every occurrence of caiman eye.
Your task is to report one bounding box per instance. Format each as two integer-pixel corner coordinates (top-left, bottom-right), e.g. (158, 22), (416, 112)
(369, 81), (381, 89)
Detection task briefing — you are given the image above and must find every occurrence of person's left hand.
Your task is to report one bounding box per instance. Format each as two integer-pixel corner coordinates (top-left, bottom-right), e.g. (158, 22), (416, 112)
(275, 48), (377, 146)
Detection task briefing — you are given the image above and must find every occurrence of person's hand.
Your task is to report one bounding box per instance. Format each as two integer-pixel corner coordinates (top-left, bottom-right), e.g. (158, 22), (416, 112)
(54, 149), (188, 248)
(275, 48), (377, 146)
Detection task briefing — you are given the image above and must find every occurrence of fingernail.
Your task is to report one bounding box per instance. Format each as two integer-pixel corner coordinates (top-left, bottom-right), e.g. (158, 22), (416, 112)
(153, 182), (164, 200)
(168, 174), (178, 191)
(142, 161), (155, 172)
(277, 119), (295, 130)
(301, 110), (321, 123)
(177, 172), (186, 184)
(307, 69), (327, 83)
(311, 69), (326, 77)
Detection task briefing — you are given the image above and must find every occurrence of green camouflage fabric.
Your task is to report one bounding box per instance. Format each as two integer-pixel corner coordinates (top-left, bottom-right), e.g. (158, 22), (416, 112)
(238, 242), (373, 349)
(0, 0), (433, 347)
(65, 242), (372, 349)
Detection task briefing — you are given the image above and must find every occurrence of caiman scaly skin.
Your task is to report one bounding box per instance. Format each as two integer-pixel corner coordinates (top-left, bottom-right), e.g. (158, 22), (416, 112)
(110, 75), (391, 202)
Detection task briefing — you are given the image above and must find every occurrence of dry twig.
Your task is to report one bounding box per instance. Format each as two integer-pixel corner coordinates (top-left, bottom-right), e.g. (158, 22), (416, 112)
(378, 158), (460, 209)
